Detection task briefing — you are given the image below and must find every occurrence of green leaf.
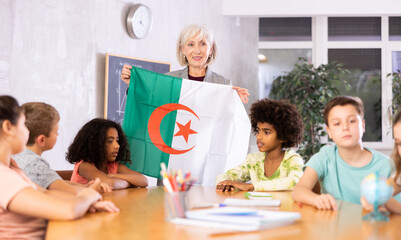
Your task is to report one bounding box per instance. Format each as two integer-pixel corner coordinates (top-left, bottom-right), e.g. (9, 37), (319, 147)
(269, 58), (350, 162)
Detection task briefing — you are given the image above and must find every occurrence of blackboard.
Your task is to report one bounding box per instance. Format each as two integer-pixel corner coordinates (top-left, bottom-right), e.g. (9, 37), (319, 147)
(104, 53), (170, 125)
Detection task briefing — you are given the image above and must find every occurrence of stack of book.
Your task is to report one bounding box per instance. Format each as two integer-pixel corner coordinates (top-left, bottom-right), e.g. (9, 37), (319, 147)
(222, 192), (281, 207)
(173, 206), (300, 231)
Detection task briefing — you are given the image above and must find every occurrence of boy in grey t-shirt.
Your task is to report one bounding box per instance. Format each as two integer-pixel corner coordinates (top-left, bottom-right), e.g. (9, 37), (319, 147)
(13, 149), (62, 189)
(13, 102), (110, 194)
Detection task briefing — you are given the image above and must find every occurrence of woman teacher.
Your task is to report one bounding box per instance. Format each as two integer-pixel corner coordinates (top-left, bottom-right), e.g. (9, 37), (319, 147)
(120, 24), (250, 103)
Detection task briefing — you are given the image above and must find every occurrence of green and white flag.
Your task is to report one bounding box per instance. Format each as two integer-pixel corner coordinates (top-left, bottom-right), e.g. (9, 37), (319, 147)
(122, 67), (250, 186)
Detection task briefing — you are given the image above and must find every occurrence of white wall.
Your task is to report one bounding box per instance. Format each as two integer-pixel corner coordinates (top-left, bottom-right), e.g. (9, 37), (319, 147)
(222, 0), (401, 17)
(0, 0), (258, 170)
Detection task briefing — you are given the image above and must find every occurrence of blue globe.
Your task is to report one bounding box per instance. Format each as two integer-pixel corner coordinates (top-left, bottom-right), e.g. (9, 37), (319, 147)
(360, 173), (393, 206)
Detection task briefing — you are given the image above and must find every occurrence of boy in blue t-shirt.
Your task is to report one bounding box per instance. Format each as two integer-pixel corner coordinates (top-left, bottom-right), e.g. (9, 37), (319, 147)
(292, 96), (393, 209)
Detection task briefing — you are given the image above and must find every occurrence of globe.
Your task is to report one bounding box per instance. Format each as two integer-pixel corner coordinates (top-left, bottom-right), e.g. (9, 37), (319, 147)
(360, 172), (393, 221)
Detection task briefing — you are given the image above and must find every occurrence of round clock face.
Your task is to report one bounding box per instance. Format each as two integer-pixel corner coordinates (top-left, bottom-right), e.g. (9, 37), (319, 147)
(127, 4), (153, 39)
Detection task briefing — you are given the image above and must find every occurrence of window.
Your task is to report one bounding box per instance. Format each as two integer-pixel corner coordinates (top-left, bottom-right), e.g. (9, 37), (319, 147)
(328, 17), (381, 41)
(258, 18), (312, 98)
(259, 16), (401, 148)
(393, 51), (401, 71)
(259, 18), (311, 41)
(258, 49), (312, 97)
(328, 49), (382, 141)
(389, 17), (401, 40)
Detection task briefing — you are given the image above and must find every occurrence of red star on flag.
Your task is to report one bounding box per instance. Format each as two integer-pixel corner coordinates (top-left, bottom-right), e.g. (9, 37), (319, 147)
(174, 120), (198, 143)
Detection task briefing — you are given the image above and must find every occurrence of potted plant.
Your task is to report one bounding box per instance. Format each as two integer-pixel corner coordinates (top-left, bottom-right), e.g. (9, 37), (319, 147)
(269, 58), (350, 161)
(387, 70), (401, 117)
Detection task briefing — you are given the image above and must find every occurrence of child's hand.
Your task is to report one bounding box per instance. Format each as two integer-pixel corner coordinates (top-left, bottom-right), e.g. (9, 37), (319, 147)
(88, 201), (120, 213)
(98, 182), (112, 193)
(78, 187), (102, 202)
(216, 180), (254, 192)
(84, 180), (95, 187)
(90, 181), (112, 193)
(360, 196), (388, 213)
(216, 181), (235, 192)
(314, 194), (337, 210)
(360, 197), (373, 212)
(92, 178), (112, 193)
(88, 178), (113, 193)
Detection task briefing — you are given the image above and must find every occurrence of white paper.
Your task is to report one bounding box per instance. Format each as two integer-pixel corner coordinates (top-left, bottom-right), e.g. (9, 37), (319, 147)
(183, 207), (300, 230)
(223, 198), (281, 207)
(246, 192), (273, 199)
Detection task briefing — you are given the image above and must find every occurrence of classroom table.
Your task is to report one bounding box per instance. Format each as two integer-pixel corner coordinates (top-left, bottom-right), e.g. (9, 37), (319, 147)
(45, 186), (401, 240)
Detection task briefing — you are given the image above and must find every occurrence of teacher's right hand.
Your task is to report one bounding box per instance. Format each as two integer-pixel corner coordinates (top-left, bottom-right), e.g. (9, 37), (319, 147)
(121, 64), (132, 85)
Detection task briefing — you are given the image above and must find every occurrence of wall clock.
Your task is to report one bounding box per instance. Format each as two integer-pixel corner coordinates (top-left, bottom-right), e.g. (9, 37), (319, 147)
(127, 4), (153, 39)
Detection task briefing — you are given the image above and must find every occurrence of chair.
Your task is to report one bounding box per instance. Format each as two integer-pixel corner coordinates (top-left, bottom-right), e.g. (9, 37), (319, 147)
(56, 170), (73, 181)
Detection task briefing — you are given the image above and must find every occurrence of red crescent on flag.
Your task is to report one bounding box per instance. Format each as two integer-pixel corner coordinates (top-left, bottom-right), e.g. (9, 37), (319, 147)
(148, 103), (199, 154)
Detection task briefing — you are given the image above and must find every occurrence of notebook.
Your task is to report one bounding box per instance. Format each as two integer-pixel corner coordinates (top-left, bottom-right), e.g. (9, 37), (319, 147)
(177, 207), (300, 231)
(223, 198), (281, 207)
(245, 192), (273, 199)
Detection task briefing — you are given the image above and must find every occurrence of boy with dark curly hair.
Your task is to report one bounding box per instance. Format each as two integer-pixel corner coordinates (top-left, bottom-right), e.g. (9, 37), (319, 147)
(67, 118), (148, 190)
(216, 98), (304, 191)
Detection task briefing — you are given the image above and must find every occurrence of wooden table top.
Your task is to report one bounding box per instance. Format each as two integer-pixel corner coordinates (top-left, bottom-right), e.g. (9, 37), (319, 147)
(45, 186), (401, 240)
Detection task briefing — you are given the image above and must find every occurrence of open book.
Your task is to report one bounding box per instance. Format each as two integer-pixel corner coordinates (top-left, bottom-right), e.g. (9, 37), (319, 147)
(173, 207), (300, 231)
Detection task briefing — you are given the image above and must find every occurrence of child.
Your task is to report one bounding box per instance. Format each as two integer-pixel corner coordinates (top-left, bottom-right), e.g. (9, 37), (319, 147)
(0, 95), (119, 239)
(216, 98), (304, 191)
(13, 102), (111, 194)
(361, 110), (401, 214)
(67, 118), (148, 189)
(292, 96), (393, 210)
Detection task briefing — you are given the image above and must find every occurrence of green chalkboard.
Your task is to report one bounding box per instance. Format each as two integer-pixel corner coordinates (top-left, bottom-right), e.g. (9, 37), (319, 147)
(104, 53), (170, 125)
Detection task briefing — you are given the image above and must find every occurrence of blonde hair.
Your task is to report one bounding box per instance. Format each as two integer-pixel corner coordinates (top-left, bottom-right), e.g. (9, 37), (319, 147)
(22, 102), (60, 145)
(176, 24), (217, 66)
(392, 110), (401, 182)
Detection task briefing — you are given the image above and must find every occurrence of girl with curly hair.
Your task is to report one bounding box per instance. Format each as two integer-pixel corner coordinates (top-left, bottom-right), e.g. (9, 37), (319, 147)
(67, 118), (148, 190)
(216, 98), (304, 192)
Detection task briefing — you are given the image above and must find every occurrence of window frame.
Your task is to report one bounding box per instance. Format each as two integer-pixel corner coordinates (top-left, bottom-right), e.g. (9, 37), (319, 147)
(259, 16), (399, 150)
